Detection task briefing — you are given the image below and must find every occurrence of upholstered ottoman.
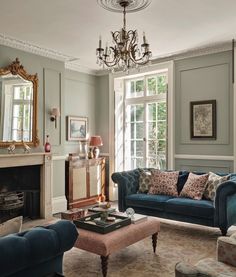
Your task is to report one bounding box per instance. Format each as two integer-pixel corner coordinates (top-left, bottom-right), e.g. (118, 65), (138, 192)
(74, 217), (160, 277)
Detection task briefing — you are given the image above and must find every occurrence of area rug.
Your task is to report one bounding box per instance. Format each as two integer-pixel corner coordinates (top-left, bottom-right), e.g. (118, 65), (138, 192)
(63, 219), (227, 277)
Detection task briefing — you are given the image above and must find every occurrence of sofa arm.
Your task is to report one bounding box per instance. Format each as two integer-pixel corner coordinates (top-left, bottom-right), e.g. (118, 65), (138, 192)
(214, 180), (236, 234)
(111, 169), (140, 212)
(175, 262), (210, 277)
(0, 220), (78, 277)
(217, 234), (236, 267)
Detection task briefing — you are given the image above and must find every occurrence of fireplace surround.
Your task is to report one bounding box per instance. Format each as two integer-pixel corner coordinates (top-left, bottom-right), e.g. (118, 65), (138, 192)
(0, 153), (52, 222)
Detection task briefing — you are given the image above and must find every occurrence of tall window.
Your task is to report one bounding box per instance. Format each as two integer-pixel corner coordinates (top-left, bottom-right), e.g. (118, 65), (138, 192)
(124, 71), (168, 170)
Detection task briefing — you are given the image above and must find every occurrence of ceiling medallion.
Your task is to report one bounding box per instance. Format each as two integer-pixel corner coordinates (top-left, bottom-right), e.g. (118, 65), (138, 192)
(97, 0), (151, 13)
(96, 0), (152, 73)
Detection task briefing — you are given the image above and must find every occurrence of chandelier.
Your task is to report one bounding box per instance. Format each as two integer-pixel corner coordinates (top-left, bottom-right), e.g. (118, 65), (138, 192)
(96, 0), (152, 73)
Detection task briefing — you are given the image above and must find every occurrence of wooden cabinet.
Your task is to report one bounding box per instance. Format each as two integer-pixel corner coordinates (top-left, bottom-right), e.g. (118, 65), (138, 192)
(65, 155), (106, 209)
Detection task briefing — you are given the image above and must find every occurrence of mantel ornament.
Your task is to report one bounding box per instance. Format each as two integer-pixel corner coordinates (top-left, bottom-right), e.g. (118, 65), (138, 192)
(0, 58), (39, 147)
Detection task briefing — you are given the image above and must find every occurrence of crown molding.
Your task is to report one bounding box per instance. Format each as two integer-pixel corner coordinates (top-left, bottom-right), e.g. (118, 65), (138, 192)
(152, 41), (232, 63)
(0, 33), (76, 62)
(65, 62), (100, 76)
(0, 33), (232, 76)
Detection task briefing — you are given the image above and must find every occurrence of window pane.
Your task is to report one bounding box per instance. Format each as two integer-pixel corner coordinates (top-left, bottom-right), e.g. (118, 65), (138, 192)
(157, 102), (166, 120)
(136, 123), (143, 139)
(135, 105), (144, 121)
(148, 140), (157, 156)
(131, 123), (135, 139)
(147, 77), (157, 96)
(136, 141), (143, 156)
(136, 158), (144, 168)
(157, 121), (166, 140)
(148, 103), (157, 121)
(131, 141), (135, 156)
(148, 123), (156, 139)
(157, 75), (167, 94)
(158, 140), (166, 152)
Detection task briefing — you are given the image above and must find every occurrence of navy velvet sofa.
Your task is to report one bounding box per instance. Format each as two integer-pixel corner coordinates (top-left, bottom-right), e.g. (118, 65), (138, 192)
(111, 169), (236, 235)
(0, 220), (78, 277)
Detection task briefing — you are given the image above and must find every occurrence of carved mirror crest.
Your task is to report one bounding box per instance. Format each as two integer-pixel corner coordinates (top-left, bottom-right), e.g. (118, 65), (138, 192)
(0, 58), (39, 147)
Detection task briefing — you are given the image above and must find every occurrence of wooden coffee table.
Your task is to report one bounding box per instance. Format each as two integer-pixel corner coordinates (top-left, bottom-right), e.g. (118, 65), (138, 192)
(74, 217), (160, 277)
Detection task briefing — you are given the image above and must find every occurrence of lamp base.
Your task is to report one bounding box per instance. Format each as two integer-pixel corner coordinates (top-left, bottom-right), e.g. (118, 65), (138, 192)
(93, 147), (100, 159)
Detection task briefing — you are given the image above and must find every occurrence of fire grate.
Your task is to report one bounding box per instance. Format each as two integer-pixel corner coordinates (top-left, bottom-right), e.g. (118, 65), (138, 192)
(0, 191), (24, 210)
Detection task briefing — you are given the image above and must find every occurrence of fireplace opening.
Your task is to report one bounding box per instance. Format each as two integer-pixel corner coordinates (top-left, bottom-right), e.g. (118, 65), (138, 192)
(0, 165), (40, 223)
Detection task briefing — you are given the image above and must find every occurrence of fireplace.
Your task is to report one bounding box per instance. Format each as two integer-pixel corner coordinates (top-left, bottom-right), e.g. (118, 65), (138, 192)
(0, 153), (52, 222)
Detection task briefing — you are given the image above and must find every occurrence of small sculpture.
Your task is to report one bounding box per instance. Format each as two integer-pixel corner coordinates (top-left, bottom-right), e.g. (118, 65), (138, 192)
(7, 142), (15, 154)
(23, 142), (31, 153)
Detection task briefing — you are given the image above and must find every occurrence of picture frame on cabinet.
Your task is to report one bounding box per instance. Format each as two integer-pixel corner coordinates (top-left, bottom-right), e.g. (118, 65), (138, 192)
(67, 116), (88, 141)
(190, 100), (216, 139)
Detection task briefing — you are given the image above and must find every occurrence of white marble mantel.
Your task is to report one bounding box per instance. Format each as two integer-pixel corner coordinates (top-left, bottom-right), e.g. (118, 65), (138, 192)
(0, 153), (52, 219)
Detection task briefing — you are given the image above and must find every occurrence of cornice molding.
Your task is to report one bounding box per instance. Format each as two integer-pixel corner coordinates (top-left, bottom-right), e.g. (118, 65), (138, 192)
(0, 33), (232, 76)
(65, 62), (99, 76)
(152, 41), (232, 62)
(0, 33), (75, 61)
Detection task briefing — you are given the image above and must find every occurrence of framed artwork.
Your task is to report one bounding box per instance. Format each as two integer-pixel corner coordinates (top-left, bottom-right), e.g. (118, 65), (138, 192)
(190, 100), (216, 139)
(67, 116), (88, 141)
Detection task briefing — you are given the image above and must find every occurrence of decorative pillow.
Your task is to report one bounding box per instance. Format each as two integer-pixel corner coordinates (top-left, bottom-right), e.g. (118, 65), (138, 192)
(148, 170), (179, 196)
(203, 172), (230, 201)
(180, 173), (209, 200)
(138, 169), (153, 193)
(0, 216), (23, 237)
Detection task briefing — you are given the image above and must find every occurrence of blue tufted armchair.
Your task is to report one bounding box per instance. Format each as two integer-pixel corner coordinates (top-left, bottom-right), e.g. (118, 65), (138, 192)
(0, 220), (78, 277)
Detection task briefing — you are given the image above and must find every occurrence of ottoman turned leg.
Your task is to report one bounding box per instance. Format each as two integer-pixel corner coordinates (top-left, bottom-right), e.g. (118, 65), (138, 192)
(101, 255), (109, 277)
(152, 232), (158, 253)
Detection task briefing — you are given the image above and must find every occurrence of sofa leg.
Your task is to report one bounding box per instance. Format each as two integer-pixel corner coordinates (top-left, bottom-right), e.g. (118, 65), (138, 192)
(220, 228), (227, 236)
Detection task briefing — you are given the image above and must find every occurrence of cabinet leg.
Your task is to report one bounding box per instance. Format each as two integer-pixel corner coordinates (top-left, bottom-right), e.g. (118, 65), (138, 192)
(152, 232), (158, 253)
(101, 255), (109, 277)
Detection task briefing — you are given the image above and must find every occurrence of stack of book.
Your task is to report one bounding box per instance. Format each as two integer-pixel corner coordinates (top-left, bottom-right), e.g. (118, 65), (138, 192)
(130, 214), (148, 224)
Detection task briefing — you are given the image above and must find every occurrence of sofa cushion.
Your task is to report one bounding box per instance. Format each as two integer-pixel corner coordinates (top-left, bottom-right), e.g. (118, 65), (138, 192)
(0, 216), (23, 237)
(177, 171), (189, 194)
(148, 170), (179, 197)
(165, 198), (214, 219)
(180, 172), (209, 200)
(138, 169), (153, 193)
(203, 172), (230, 201)
(126, 193), (173, 211)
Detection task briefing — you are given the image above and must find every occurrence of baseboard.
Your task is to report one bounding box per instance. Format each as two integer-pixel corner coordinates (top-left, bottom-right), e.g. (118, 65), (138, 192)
(52, 196), (67, 214)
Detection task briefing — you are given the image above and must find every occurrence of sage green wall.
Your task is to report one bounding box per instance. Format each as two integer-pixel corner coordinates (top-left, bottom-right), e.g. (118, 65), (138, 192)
(174, 51), (233, 172)
(64, 69), (97, 154)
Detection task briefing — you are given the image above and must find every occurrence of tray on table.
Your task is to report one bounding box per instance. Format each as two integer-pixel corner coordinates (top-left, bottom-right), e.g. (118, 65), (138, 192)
(73, 212), (131, 234)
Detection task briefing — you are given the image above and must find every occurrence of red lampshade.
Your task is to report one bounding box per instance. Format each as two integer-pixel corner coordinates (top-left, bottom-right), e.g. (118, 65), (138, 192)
(90, 136), (103, 147)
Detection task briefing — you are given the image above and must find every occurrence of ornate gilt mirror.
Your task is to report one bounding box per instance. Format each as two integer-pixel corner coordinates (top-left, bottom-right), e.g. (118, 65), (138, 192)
(0, 58), (39, 147)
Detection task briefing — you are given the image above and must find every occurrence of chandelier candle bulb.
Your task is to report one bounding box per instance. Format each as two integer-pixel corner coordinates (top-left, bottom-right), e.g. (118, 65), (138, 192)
(99, 36), (102, 48)
(143, 32), (146, 43)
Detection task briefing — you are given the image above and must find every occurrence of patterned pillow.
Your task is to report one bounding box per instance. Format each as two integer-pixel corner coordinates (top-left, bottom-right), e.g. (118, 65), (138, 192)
(203, 172), (230, 201)
(180, 173), (209, 200)
(148, 170), (179, 197)
(138, 169), (154, 193)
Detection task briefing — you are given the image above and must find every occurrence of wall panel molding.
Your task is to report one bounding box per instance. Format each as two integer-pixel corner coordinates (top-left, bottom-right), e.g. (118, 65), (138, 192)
(43, 68), (62, 146)
(175, 154), (234, 161)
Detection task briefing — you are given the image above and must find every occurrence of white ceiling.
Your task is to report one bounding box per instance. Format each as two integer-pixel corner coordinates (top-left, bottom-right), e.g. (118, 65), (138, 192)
(0, 0), (236, 74)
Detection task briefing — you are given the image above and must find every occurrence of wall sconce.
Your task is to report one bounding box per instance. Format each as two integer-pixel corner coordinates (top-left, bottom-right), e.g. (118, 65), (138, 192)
(50, 108), (60, 128)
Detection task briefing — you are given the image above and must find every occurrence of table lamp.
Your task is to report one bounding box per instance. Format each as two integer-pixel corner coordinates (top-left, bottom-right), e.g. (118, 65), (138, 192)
(89, 136), (103, 158)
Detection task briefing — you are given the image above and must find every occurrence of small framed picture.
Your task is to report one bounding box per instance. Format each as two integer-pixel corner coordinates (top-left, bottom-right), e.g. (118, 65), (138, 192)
(190, 100), (216, 139)
(67, 116), (88, 141)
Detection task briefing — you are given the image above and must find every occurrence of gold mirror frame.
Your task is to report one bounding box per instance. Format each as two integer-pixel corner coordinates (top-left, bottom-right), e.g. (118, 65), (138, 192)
(0, 58), (39, 147)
